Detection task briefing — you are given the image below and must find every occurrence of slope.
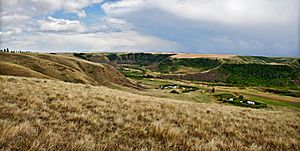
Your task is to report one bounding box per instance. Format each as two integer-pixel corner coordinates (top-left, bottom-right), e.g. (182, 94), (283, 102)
(0, 76), (299, 150)
(0, 53), (139, 88)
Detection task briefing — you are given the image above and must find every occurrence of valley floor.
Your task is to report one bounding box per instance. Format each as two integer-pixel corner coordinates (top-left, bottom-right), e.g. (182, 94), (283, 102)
(0, 76), (299, 150)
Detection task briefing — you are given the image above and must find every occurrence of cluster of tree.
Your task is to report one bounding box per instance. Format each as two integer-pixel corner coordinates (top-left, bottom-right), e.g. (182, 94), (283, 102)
(296, 59), (300, 68)
(74, 53), (92, 60)
(221, 63), (294, 79)
(219, 63), (297, 88)
(158, 58), (221, 73)
(0, 48), (33, 53)
(0, 48), (10, 52)
(106, 53), (173, 66)
(176, 58), (221, 68)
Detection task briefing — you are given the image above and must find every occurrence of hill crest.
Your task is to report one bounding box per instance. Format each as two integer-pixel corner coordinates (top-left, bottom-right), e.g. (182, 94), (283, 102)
(0, 52), (140, 89)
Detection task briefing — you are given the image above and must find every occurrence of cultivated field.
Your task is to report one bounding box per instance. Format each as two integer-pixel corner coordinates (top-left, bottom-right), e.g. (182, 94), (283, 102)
(0, 76), (299, 151)
(171, 54), (236, 59)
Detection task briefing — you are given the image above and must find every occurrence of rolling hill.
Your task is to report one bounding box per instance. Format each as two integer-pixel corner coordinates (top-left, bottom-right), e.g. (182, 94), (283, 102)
(0, 53), (140, 89)
(0, 75), (299, 150)
(0, 52), (300, 150)
(73, 52), (300, 88)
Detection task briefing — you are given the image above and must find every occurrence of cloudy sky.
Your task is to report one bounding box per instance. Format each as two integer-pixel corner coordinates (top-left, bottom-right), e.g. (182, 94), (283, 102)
(0, 0), (299, 56)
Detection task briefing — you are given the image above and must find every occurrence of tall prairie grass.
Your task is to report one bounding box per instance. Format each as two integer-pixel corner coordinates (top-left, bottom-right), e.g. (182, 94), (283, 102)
(0, 76), (299, 150)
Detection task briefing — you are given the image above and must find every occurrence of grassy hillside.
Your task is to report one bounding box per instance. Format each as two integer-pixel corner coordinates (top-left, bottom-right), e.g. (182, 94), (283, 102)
(0, 53), (139, 88)
(162, 64), (299, 89)
(1, 75), (299, 150)
(236, 56), (299, 65)
(105, 53), (222, 74)
(105, 53), (173, 66)
(73, 53), (299, 88)
(157, 58), (222, 73)
(0, 61), (50, 79)
(219, 63), (298, 88)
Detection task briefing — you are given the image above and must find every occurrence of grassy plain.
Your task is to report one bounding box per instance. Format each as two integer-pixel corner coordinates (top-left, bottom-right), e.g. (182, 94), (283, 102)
(1, 76), (299, 150)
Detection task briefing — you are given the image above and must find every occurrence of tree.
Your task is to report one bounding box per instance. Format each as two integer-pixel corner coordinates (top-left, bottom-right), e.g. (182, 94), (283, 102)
(211, 87), (215, 93)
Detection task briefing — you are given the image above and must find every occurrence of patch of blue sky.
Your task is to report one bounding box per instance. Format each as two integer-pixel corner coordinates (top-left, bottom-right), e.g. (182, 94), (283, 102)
(51, 10), (79, 20)
(102, 0), (122, 4)
(50, 2), (108, 23)
(44, 0), (122, 24)
(81, 3), (107, 24)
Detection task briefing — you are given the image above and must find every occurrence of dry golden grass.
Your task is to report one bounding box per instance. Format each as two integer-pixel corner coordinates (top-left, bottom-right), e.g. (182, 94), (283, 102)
(0, 75), (299, 151)
(171, 54), (236, 59)
(0, 53), (138, 88)
(0, 61), (50, 79)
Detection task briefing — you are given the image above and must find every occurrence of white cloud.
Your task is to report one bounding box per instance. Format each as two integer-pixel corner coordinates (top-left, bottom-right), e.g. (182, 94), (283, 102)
(0, 0), (107, 45)
(102, 0), (145, 15)
(1, 0), (104, 17)
(1, 0), (299, 56)
(155, 0), (298, 26)
(99, 17), (132, 32)
(37, 16), (132, 34)
(103, 0), (299, 26)
(39, 16), (86, 33)
(101, 0), (299, 56)
(6, 31), (180, 52)
(1, 14), (31, 25)
(0, 31), (13, 37)
(0, 27), (24, 43)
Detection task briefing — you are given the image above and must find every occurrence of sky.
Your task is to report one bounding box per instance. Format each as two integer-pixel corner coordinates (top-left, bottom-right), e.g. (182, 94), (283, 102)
(0, 0), (299, 56)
